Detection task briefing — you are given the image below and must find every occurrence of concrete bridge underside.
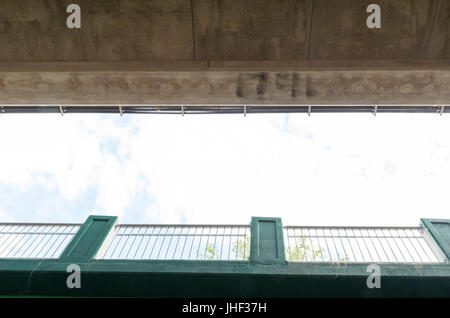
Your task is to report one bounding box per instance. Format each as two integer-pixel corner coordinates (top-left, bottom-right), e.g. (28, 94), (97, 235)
(0, 0), (449, 108)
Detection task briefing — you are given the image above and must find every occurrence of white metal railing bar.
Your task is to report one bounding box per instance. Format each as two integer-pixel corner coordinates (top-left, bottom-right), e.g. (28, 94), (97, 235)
(0, 224), (81, 259)
(99, 224), (251, 261)
(1, 222), (446, 264)
(283, 226), (444, 263)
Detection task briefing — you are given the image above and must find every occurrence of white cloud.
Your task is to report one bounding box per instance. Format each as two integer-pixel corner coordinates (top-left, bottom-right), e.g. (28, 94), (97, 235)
(0, 115), (134, 219)
(0, 113), (449, 226)
(0, 208), (12, 222)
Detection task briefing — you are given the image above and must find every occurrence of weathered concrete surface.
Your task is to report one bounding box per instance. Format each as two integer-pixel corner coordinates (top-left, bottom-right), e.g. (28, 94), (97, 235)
(310, 0), (439, 59)
(0, 0), (82, 61)
(77, 0), (194, 60)
(194, 0), (311, 59)
(0, 0), (449, 106)
(427, 0), (450, 59)
(0, 0), (448, 61)
(1, 61), (449, 105)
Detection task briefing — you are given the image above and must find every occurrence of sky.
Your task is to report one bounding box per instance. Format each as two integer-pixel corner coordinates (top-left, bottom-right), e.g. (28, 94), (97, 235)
(0, 112), (449, 227)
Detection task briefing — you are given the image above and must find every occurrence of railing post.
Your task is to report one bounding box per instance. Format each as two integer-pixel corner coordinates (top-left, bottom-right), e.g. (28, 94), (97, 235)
(250, 217), (286, 264)
(59, 215), (117, 262)
(421, 218), (450, 263)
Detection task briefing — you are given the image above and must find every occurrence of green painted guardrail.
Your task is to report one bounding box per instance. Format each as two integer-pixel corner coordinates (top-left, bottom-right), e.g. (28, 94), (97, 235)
(0, 215), (449, 297)
(421, 218), (450, 262)
(45, 215), (450, 264)
(59, 215), (117, 262)
(57, 215), (287, 263)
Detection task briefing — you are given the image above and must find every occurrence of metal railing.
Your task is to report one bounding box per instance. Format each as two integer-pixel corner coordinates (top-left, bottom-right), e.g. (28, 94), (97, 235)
(1, 105), (449, 115)
(0, 221), (445, 263)
(284, 226), (443, 263)
(0, 223), (81, 259)
(100, 224), (251, 260)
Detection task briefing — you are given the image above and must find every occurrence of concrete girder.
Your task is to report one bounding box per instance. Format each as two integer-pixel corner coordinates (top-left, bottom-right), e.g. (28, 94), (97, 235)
(1, 61), (449, 105)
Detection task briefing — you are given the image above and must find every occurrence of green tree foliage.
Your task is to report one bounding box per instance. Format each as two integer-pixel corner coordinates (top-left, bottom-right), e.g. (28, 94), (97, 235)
(232, 236), (250, 259)
(199, 236), (327, 261)
(200, 243), (220, 260)
(198, 237), (251, 260)
(286, 237), (323, 261)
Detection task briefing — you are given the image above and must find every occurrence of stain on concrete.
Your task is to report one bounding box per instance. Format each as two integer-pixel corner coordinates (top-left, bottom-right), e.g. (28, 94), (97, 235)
(305, 75), (316, 97)
(275, 73), (291, 91)
(275, 72), (302, 98)
(2, 69), (450, 105)
(236, 72), (268, 100)
(291, 73), (301, 98)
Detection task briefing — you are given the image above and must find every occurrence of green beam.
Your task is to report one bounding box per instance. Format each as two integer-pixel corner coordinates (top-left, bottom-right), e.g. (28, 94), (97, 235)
(0, 215), (449, 297)
(0, 259), (449, 297)
(421, 218), (450, 262)
(59, 215), (117, 263)
(250, 217), (285, 264)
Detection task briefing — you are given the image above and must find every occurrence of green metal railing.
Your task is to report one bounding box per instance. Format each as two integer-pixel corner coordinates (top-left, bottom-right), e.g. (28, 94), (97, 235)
(0, 216), (448, 264)
(284, 226), (444, 263)
(0, 216), (449, 297)
(0, 223), (81, 259)
(100, 224), (251, 261)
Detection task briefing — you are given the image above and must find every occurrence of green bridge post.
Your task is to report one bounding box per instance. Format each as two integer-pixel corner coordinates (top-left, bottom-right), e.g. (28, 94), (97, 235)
(59, 215), (117, 263)
(249, 217), (286, 264)
(421, 218), (450, 263)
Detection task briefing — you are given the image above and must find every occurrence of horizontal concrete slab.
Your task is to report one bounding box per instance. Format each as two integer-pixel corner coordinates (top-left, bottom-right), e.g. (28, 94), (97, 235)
(427, 0), (450, 59)
(76, 0), (194, 60)
(310, 0), (440, 59)
(1, 61), (449, 105)
(1, 0), (448, 61)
